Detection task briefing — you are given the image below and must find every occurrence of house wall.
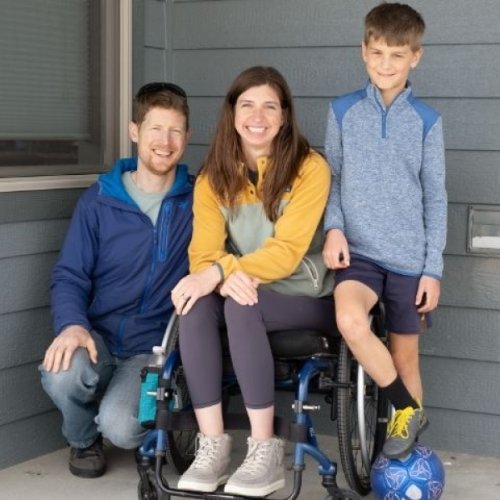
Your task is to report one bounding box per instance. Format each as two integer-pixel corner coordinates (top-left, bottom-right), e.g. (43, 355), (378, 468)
(0, 190), (83, 469)
(0, 0), (145, 471)
(143, 0), (500, 457)
(1, 0), (498, 471)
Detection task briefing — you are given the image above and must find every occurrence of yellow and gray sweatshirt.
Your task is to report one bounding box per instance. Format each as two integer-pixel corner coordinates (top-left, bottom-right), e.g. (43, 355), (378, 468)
(189, 150), (334, 297)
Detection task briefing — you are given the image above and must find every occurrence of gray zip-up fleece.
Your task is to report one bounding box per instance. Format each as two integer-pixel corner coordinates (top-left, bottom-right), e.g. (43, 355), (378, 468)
(324, 81), (447, 279)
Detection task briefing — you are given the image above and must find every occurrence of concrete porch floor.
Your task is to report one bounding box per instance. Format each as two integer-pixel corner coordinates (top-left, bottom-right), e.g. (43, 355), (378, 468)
(1, 431), (500, 499)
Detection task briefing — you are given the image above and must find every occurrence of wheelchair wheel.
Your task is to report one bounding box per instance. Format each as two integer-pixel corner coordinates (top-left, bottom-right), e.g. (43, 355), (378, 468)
(137, 469), (164, 500)
(337, 339), (390, 495)
(164, 317), (196, 474)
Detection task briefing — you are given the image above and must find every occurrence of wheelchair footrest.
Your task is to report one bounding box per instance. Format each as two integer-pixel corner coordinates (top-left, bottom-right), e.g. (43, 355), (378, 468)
(155, 410), (308, 443)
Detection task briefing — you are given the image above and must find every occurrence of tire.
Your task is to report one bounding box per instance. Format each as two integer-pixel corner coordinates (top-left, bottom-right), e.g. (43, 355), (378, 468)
(337, 338), (390, 495)
(163, 317), (197, 474)
(137, 473), (162, 500)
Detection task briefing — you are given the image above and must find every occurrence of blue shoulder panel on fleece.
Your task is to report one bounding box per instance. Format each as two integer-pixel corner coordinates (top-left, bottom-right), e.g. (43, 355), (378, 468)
(407, 95), (440, 140)
(331, 89), (367, 129)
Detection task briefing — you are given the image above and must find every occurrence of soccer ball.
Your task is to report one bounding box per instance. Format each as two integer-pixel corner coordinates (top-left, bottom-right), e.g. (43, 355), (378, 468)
(370, 444), (445, 499)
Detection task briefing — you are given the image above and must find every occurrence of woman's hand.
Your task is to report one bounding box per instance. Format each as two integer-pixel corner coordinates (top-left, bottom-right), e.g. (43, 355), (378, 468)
(171, 265), (222, 315)
(219, 270), (259, 306)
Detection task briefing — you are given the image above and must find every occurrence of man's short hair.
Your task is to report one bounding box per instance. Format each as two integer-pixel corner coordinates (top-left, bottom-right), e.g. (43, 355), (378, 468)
(364, 2), (426, 51)
(133, 82), (190, 129)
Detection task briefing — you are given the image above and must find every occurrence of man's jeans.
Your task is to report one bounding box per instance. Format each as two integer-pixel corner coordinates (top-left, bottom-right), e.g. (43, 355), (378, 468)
(39, 331), (149, 449)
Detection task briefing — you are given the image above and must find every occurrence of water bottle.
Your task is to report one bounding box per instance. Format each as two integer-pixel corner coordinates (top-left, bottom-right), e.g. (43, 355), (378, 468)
(138, 345), (166, 426)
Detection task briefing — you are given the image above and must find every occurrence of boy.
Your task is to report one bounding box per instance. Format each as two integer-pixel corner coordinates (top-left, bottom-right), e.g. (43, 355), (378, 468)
(323, 2), (447, 458)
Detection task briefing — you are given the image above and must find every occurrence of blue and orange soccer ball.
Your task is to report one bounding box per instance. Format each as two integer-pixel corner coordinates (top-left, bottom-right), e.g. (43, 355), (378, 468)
(371, 444), (445, 500)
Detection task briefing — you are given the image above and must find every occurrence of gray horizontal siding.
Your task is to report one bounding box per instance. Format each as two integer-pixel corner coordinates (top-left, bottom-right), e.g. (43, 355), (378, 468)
(0, 189), (82, 224)
(422, 356), (500, 415)
(421, 306), (500, 363)
(446, 151), (500, 204)
(0, 308), (53, 370)
(185, 96), (500, 151)
(0, 219), (69, 259)
(423, 406), (500, 457)
(0, 253), (57, 315)
(441, 255), (500, 310)
(0, 411), (64, 470)
(0, 363), (54, 427)
(0, 189), (81, 468)
(144, 0), (166, 48)
(174, 46), (500, 98)
(144, 47), (167, 83)
(172, 0), (500, 48)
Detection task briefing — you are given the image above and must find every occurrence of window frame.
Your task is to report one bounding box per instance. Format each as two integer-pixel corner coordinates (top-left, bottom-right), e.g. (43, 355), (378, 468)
(0, 0), (132, 192)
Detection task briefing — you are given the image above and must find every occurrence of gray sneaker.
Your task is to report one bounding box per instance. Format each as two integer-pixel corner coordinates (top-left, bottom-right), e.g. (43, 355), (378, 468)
(224, 437), (285, 497)
(177, 433), (232, 492)
(383, 406), (429, 459)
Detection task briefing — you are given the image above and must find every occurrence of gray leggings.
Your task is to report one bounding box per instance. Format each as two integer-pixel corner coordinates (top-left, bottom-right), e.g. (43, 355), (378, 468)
(179, 288), (335, 409)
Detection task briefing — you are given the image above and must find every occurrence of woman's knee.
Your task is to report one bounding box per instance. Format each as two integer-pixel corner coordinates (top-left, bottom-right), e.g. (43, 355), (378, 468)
(180, 294), (222, 335)
(224, 297), (261, 334)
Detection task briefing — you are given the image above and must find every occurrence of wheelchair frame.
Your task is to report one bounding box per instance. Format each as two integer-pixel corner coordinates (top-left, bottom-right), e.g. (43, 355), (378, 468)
(137, 309), (390, 499)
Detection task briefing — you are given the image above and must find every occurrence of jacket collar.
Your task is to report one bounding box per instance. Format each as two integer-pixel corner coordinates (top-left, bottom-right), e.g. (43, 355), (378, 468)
(365, 80), (413, 111)
(98, 157), (192, 205)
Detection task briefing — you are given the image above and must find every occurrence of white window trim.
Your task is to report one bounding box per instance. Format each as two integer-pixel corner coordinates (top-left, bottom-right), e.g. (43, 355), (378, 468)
(0, 0), (132, 193)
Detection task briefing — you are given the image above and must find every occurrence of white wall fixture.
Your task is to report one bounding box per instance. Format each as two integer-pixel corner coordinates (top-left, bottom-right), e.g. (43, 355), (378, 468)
(468, 205), (500, 254)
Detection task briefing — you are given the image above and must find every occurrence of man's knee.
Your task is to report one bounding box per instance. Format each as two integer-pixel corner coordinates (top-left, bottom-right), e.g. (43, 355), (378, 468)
(40, 348), (99, 402)
(97, 401), (145, 449)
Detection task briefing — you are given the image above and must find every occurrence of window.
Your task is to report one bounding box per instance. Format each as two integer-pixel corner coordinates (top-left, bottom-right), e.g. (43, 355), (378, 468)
(0, 0), (121, 178)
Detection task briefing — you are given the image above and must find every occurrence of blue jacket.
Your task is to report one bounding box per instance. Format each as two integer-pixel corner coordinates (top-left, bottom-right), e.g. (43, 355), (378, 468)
(324, 81), (447, 278)
(51, 158), (194, 357)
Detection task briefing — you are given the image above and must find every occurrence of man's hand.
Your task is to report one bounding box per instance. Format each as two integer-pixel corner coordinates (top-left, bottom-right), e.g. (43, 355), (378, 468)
(43, 325), (97, 373)
(416, 275), (441, 313)
(171, 265), (222, 315)
(219, 270), (259, 306)
(322, 229), (350, 269)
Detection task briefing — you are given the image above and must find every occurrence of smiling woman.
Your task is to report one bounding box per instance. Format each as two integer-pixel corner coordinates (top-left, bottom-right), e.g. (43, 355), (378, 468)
(171, 66), (335, 497)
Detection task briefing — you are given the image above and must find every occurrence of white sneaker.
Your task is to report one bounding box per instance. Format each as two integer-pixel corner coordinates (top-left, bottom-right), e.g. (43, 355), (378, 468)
(177, 433), (232, 492)
(224, 436), (285, 497)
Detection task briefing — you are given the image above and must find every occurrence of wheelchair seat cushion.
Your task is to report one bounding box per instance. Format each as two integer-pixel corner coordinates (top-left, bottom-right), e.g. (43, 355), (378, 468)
(268, 329), (337, 359)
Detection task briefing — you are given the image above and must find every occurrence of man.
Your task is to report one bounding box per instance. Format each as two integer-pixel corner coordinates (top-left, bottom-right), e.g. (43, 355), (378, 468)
(40, 82), (193, 478)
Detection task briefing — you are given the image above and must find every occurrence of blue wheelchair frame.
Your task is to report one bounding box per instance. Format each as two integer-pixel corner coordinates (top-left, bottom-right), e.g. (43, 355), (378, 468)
(137, 311), (389, 500)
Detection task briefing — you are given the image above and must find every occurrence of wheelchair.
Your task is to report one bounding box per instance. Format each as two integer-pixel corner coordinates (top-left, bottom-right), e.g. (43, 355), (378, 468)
(136, 305), (391, 499)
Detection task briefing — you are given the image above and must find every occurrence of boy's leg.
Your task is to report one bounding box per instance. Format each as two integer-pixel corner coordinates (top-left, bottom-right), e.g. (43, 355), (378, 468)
(382, 272), (429, 458)
(390, 333), (422, 402)
(96, 352), (150, 449)
(335, 280), (398, 387)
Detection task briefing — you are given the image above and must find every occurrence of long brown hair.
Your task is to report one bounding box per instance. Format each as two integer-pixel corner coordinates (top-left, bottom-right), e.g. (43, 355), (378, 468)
(200, 66), (310, 221)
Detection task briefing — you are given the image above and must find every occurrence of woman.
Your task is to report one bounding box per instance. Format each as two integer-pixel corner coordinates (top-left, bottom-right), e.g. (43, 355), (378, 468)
(171, 66), (334, 497)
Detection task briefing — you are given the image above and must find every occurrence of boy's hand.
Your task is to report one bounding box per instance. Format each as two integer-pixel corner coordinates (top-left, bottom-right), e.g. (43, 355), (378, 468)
(416, 275), (441, 313)
(43, 325), (97, 373)
(323, 229), (350, 269)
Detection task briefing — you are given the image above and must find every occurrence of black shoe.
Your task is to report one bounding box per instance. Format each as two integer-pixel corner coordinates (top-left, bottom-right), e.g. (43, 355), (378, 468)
(69, 436), (106, 478)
